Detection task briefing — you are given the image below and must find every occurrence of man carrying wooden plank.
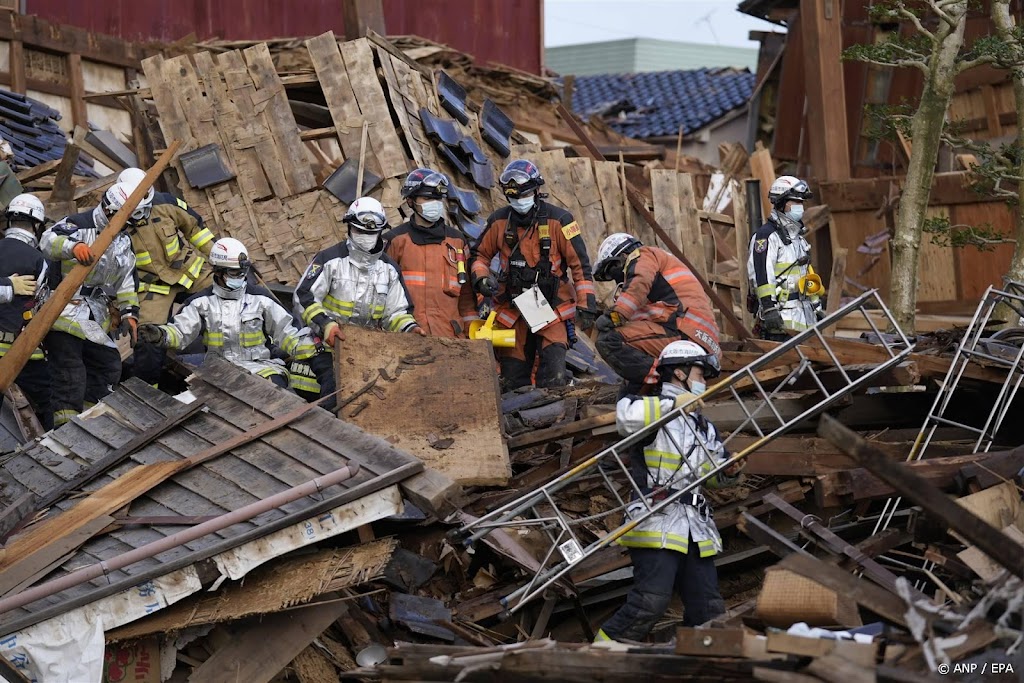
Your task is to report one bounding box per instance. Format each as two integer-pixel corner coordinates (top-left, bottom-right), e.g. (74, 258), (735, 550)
(747, 176), (822, 340)
(471, 159), (598, 390)
(117, 167), (218, 386)
(383, 168), (477, 337)
(0, 194), (52, 428)
(41, 183), (141, 426)
(592, 233), (721, 395)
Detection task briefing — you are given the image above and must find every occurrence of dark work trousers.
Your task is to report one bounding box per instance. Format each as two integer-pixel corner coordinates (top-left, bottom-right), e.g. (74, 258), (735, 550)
(267, 373), (290, 390)
(46, 331), (121, 427)
(289, 353), (337, 408)
(596, 328), (663, 395)
(600, 543), (726, 641)
(0, 357), (53, 430)
(499, 332), (568, 391)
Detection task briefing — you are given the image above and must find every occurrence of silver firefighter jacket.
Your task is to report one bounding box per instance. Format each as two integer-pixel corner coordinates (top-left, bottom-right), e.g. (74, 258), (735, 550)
(41, 207), (139, 347)
(615, 382), (734, 558)
(746, 211), (820, 331)
(159, 282), (316, 380)
(293, 239), (418, 334)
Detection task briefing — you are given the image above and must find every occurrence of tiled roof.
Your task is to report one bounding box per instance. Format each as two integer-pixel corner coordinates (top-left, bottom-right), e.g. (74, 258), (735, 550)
(0, 88), (96, 177)
(569, 68), (756, 139)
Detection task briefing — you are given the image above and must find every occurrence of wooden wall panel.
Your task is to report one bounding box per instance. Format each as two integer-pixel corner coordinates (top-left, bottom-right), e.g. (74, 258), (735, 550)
(952, 202), (1017, 301)
(772, 13), (805, 162)
(918, 207), (958, 302)
(829, 210), (891, 298)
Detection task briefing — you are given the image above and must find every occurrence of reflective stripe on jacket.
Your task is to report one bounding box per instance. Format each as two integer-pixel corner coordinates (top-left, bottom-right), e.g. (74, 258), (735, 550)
(747, 213), (819, 331)
(130, 200), (214, 290)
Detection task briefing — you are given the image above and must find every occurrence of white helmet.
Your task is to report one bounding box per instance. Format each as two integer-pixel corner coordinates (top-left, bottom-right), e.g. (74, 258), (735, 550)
(655, 340), (721, 379)
(6, 193), (45, 224)
(768, 175), (812, 209)
(101, 181), (153, 226)
(209, 237), (249, 270)
(117, 167), (155, 206)
(343, 196), (387, 232)
(594, 232), (641, 281)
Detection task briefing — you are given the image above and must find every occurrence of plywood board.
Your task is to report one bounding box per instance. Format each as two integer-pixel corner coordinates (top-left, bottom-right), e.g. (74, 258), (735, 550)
(918, 206), (958, 302)
(829, 209), (891, 297)
(951, 201), (1016, 301)
(335, 327), (510, 486)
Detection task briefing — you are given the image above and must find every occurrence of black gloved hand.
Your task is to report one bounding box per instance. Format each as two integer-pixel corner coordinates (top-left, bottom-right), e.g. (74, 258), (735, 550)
(596, 313), (616, 333)
(138, 323), (166, 347)
(577, 309), (598, 331)
(762, 307), (785, 333)
(815, 306), (826, 321)
(474, 275), (498, 297)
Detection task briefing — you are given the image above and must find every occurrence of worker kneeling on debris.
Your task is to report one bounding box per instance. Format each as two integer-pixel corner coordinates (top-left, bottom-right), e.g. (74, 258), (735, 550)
(138, 237), (331, 393)
(596, 340), (742, 643)
(592, 233), (721, 395)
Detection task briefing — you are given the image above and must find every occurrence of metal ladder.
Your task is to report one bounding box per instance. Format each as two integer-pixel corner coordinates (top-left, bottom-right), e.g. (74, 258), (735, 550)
(874, 280), (1024, 535)
(454, 290), (914, 613)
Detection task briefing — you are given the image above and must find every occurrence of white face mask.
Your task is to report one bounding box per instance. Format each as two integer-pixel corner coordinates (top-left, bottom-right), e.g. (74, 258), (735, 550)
(224, 276), (246, 291)
(349, 230), (379, 252)
(787, 204), (804, 222)
(417, 200), (445, 223)
(509, 195), (535, 215)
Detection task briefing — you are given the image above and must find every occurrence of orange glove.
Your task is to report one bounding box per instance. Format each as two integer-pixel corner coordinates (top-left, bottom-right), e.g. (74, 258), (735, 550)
(323, 321), (344, 346)
(72, 242), (95, 266)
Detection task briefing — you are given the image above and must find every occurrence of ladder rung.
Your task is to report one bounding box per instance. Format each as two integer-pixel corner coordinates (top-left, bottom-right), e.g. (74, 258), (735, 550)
(960, 348), (1022, 370)
(928, 415), (989, 434)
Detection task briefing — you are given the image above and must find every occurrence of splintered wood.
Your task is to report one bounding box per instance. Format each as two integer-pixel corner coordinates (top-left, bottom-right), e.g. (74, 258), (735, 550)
(335, 327), (510, 486)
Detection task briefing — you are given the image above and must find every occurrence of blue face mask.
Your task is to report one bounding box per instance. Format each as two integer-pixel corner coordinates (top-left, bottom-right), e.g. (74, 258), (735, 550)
(509, 195), (535, 215)
(690, 381), (707, 396)
(788, 204), (804, 222)
(225, 276), (246, 291)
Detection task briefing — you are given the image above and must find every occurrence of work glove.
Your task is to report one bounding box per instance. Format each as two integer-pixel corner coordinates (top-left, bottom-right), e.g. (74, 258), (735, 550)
(723, 458), (746, 478)
(118, 317), (139, 347)
(71, 242), (96, 266)
(761, 306), (785, 333)
(815, 306), (827, 321)
(595, 311), (623, 333)
(8, 274), (36, 296)
(323, 321), (344, 347)
(138, 323), (166, 347)
(411, 325), (427, 336)
(673, 392), (703, 414)
(577, 308), (598, 332)
(474, 275), (498, 297)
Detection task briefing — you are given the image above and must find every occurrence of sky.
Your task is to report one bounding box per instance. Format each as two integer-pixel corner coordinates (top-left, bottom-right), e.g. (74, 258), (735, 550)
(544, 0), (782, 49)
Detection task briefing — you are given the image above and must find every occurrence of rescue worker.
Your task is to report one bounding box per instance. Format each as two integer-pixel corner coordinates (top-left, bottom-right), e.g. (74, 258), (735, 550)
(383, 168), (477, 337)
(595, 340), (743, 643)
(592, 233), (721, 394)
(293, 197), (423, 400)
(41, 182), (142, 426)
(116, 167), (217, 384)
(0, 194), (52, 429)
(471, 159), (597, 390)
(748, 175), (820, 340)
(138, 237), (329, 392)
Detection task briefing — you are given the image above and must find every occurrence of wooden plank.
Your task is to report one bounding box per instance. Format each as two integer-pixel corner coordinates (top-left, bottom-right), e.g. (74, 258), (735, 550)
(918, 206), (957, 302)
(67, 53), (87, 129)
(15, 159), (61, 183)
(188, 599), (349, 683)
(242, 43), (316, 195)
(650, 170), (686, 265)
(0, 514), (114, 597)
(731, 179), (753, 332)
(748, 145), (774, 218)
(678, 172), (707, 276)
(305, 32), (363, 164)
(8, 40), (24, 94)
(800, 0), (849, 180)
(819, 414), (1024, 579)
(340, 38), (408, 179)
(825, 246), (848, 323)
(981, 84), (1003, 137)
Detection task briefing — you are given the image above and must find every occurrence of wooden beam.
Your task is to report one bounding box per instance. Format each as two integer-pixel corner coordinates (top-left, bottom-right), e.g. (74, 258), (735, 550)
(8, 40), (24, 95)
(67, 53), (87, 129)
(825, 246), (847, 330)
(0, 13), (150, 69)
(341, 0), (387, 40)
(14, 159), (61, 183)
(819, 172), (1006, 212)
(300, 126), (338, 141)
(800, 0), (849, 180)
(748, 145), (774, 218)
(818, 414), (1024, 579)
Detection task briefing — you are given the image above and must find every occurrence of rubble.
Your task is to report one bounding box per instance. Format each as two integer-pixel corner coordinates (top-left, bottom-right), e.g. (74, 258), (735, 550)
(0, 22), (1018, 683)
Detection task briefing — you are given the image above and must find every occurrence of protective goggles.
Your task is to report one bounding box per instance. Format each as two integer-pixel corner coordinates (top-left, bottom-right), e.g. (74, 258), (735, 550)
(408, 171), (449, 195)
(128, 204), (152, 225)
(499, 168), (533, 187)
(662, 354), (721, 379)
(348, 210), (387, 230)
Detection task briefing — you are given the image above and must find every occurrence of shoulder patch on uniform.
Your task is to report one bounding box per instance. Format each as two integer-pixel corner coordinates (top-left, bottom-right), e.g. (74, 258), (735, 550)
(305, 263), (323, 280)
(561, 221), (581, 240)
(176, 198), (188, 210)
(754, 238), (768, 254)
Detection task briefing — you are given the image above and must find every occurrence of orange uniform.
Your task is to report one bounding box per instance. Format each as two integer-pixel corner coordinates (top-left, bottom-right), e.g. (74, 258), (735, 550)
(471, 201), (596, 389)
(384, 221), (477, 337)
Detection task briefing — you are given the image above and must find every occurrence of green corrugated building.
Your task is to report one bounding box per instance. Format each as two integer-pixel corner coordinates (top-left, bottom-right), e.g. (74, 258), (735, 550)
(545, 38), (758, 76)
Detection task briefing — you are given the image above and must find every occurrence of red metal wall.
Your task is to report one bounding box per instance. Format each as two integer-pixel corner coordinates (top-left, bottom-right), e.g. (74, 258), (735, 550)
(23, 0), (543, 73)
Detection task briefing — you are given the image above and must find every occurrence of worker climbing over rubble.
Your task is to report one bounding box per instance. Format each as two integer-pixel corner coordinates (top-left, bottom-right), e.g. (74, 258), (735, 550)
(592, 233), (721, 395)
(748, 175), (821, 340)
(292, 197), (423, 400)
(41, 182), (141, 427)
(471, 159), (598, 390)
(383, 168), (477, 337)
(0, 194), (52, 429)
(595, 340), (742, 643)
(116, 167), (217, 385)
(138, 237), (331, 394)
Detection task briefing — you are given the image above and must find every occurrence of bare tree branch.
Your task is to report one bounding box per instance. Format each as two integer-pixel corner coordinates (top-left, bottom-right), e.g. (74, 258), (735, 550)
(898, 6), (936, 41)
(958, 54), (1000, 72)
(858, 56), (930, 73)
